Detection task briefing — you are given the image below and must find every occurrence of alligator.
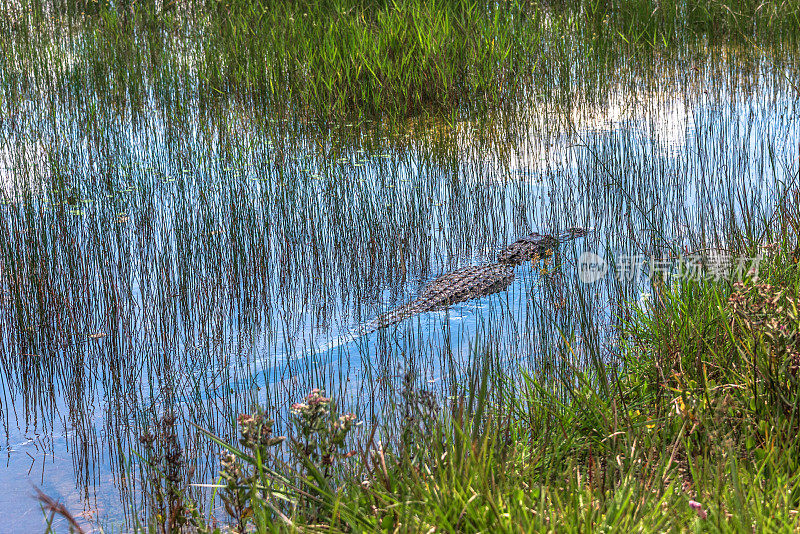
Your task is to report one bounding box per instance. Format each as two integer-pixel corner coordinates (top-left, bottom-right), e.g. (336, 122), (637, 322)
(364, 228), (589, 333)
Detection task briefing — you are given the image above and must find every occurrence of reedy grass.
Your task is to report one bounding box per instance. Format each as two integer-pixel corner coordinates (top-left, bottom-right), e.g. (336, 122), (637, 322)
(2, 0), (799, 530)
(3, 0), (799, 120)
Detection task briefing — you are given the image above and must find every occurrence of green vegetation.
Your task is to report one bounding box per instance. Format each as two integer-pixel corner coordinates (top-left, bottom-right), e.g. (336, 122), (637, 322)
(3, 0), (799, 119)
(3, 0), (799, 532)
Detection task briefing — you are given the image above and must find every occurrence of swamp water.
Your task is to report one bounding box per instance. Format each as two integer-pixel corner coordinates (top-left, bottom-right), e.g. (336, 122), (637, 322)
(1, 41), (799, 529)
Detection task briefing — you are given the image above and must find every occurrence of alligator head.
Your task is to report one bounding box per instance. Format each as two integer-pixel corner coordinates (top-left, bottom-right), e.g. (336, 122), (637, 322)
(497, 227), (590, 265)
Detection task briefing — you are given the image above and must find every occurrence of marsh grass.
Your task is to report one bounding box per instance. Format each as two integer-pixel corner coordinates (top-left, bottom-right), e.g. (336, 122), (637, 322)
(2, 0), (799, 120)
(1, 0), (800, 530)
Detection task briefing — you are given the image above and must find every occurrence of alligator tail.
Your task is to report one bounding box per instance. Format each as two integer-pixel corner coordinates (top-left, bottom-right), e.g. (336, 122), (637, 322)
(358, 298), (431, 336)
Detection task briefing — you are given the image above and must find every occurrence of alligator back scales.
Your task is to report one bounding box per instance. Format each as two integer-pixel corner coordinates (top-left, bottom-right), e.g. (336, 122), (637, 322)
(362, 263), (515, 333)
